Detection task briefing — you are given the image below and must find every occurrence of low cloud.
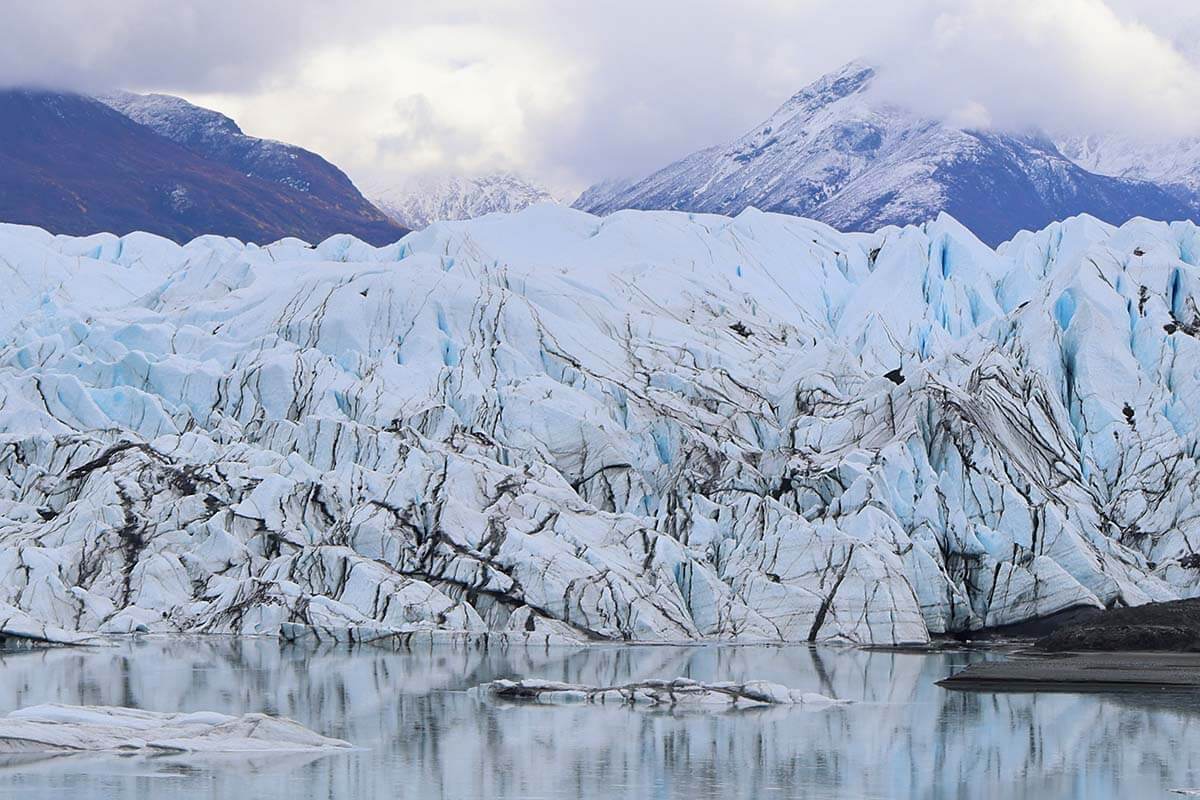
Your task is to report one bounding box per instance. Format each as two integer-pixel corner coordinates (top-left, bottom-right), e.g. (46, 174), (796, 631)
(871, 0), (1200, 140)
(4, 1), (1200, 197)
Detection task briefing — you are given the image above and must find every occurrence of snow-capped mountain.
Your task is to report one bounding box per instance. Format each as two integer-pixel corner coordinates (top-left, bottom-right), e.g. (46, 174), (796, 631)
(0, 88), (404, 246)
(369, 173), (556, 230)
(574, 63), (1194, 246)
(0, 205), (1196, 647)
(1057, 134), (1200, 204)
(96, 90), (403, 243)
(99, 91), (317, 190)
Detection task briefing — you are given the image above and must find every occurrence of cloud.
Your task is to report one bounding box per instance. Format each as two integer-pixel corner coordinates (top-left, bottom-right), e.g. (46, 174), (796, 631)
(3, 1), (1200, 197)
(0, 1), (318, 93)
(870, 0), (1200, 140)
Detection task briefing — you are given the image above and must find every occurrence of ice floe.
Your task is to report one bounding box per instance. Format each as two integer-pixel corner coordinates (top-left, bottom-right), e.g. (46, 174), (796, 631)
(473, 677), (846, 708)
(0, 704), (352, 753)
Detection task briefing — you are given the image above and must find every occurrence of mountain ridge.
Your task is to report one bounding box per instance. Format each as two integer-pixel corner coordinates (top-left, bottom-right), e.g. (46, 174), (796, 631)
(574, 63), (1196, 245)
(0, 88), (407, 245)
(369, 172), (557, 230)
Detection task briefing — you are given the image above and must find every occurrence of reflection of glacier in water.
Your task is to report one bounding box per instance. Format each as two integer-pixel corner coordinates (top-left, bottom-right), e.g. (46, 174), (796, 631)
(0, 639), (1198, 799)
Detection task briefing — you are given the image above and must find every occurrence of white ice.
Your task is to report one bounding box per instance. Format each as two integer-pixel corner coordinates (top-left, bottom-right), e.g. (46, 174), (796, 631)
(473, 677), (846, 708)
(0, 704), (352, 753)
(0, 205), (1195, 647)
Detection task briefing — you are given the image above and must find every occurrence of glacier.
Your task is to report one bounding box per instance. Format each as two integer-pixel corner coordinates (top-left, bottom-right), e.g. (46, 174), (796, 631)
(0, 204), (1195, 647)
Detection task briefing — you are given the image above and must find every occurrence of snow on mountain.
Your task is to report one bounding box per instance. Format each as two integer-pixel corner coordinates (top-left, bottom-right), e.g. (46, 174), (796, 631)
(91, 90), (404, 244)
(0, 90), (406, 247)
(0, 206), (1195, 647)
(1057, 134), (1200, 202)
(368, 173), (556, 230)
(574, 62), (1194, 246)
(100, 90), (341, 196)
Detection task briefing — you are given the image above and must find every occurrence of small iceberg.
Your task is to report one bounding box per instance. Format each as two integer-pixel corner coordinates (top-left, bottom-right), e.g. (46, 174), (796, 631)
(0, 602), (103, 648)
(0, 704), (353, 754)
(471, 677), (849, 709)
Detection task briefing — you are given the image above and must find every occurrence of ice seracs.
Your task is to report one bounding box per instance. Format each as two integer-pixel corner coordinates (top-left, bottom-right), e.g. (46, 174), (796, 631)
(0, 206), (1195, 647)
(0, 601), (101, 648)
(0, 704), (352, 753)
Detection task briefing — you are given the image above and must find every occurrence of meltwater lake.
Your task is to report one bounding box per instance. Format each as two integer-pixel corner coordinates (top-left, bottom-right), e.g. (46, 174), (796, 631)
(0, 639), (1197, 799)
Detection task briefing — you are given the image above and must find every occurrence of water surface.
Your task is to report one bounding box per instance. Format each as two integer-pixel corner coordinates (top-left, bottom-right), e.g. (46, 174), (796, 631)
(0, 638), (1197, 799)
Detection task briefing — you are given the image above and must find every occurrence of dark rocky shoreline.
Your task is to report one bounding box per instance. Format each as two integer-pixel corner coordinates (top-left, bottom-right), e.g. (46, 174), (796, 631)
(1033, 598), (1200, 653)
(939, 599), (1200, 691)
(937, 652), (1200, 691)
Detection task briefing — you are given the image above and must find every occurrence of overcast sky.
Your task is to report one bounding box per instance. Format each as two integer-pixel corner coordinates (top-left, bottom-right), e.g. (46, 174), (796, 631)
(4, 0), (1200, 198)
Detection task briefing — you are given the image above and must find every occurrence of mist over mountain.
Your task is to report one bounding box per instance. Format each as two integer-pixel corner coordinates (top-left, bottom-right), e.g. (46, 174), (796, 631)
(1057, 132), (1200, 207)
(368, 172), (557, 230)
(574, 63), (1197, 245)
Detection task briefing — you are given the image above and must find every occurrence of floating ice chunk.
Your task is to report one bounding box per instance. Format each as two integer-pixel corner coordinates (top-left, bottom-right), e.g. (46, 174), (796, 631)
(473, 678), (848, 709)
(0, 704), (353, 754)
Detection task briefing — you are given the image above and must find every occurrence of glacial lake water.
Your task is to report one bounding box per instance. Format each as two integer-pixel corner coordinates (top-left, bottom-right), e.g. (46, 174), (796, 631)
(0, 638), (1197, 799)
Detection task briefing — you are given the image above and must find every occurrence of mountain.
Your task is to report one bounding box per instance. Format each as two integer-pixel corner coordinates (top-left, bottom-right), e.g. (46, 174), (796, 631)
(0, 205), (1194, 647)
(1056, 133), (1200, 206)
(369, 172), (556, 229)
(0, 89), (406, 245)
(574, 63), (1194, 246)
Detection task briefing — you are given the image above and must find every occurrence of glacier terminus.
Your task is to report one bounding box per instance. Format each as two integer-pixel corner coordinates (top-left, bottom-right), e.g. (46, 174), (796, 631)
(0, 205), (1195, 649)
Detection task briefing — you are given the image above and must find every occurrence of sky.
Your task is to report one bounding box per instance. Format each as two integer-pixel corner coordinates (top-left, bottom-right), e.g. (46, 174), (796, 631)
(3, 0), (1200, 199)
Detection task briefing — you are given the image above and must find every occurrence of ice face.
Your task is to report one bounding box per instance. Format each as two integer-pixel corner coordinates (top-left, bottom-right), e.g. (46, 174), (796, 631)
(0, 206), (1194, 647)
